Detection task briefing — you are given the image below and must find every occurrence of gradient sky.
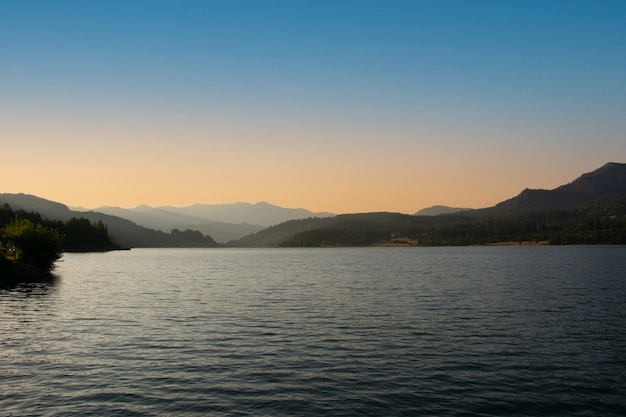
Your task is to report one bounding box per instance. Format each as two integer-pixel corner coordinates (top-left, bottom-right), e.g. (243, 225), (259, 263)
(2, 1), (625, 214)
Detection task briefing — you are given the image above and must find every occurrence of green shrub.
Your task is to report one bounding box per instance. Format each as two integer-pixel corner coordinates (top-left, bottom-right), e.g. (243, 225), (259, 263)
(2, 218), (64, 271)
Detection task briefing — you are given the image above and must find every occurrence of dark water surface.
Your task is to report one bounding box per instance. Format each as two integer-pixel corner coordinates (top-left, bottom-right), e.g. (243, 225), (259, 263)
(1, 247), (625, 416)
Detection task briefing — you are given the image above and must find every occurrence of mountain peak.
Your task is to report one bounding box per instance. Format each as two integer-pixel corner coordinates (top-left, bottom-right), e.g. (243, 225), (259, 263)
(488, 162), (626, 214)
(563, 162), (626, 195)
(132, 204), (154, 211)
(414, 205), (471, 216)
(580, 161), (626, 177)
(254, 201), (277, 208)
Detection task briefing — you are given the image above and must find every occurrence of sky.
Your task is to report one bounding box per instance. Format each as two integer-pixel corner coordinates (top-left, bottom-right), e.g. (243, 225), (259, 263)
(1, 0), (625, 214)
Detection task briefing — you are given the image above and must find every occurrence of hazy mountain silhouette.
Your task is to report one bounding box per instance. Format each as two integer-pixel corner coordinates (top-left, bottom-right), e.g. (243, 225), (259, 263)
(0, 193), (74, 220)
(414, 205), (471, 216)
(0, 194), (219, 248)
(190, 222), (264, 244)
(93, 201), (334, 242)
(232, 162), (626, 246)
(93, 206), (213, 231)
(0, 194), (332, 244)
(4, 162), (624, 247)
(143, 201), (334, 227)
(91, 205), (265, 242)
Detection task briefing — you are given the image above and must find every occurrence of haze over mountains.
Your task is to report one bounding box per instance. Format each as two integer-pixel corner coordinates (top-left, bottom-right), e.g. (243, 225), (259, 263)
(87, 202), (334, 242)
(2, 162), (625, 247)
(0, 195), (335, 245)
(414, 205), (472, 216)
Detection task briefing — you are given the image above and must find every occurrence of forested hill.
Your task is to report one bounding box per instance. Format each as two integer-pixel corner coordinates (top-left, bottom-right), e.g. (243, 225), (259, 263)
(227, 213), (475, 247)
(0, 194), (220, 248)
(228, 191), (626, 247)
(228, 162), (626, 247)
(473, 162), (626, 216)
(3, 162), (625, 248)
(0, 204), (119, 252)
(1, 203), (122, 284)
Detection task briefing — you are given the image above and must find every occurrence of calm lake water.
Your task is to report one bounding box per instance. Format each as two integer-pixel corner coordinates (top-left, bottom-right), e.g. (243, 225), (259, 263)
(1, 247), (625, 416)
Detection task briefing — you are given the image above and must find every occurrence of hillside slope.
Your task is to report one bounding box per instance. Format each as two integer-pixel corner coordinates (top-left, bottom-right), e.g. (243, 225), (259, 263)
(231, 162), (626, 247)
(93, 201), (331, 242)
(0, 194), (220, 248)
(481, 162), (626, 215)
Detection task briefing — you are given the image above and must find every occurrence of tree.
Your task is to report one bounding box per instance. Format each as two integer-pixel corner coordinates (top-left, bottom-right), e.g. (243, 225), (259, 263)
(62, 217), (115, 251)
(2, 218), (64, 271)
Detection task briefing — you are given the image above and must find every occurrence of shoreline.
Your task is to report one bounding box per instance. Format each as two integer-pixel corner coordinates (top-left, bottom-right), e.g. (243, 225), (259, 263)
(484, 241), (550, 246)
(370, 239), (550, 248)
(0, 260), (55, 287)
(371, 239), (551, 247)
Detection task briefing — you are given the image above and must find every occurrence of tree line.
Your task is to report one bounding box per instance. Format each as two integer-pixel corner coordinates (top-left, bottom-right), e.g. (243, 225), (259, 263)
(1, 204), (120, 279)
(276, 197), (626, 247)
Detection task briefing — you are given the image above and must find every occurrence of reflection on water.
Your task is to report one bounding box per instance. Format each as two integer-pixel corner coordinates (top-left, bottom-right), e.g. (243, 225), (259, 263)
(0, 276), (59, 306)
(0, 278), (59, 332)
(1, 247), (625, 417)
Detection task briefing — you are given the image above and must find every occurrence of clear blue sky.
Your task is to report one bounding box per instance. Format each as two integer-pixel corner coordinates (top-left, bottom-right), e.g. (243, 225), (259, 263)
(1, 1), (625, 213)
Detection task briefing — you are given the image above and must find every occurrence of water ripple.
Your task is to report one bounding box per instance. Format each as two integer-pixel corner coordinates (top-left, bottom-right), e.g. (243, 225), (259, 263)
(1, 247), (625, 416)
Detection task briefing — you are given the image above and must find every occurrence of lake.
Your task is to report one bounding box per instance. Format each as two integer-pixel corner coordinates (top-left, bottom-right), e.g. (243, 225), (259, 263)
(1, 247), (625, 416)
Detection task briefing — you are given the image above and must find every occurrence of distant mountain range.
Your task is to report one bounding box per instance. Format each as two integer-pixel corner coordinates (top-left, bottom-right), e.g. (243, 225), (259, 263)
(0, 193), (199, 248)
(88, 202), (334, 242)
(0, 195), (334, 245)
(414, 205), (471, 216)
(231, 162), (626, 247)
(2, 162), (625, 247)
